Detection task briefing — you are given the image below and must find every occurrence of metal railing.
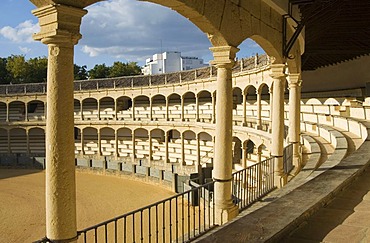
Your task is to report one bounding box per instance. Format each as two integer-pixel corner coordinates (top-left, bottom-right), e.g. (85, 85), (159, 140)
(35, 181), (216, 243)
(283, 143), (294, 174)
(232, 157), (275, 210)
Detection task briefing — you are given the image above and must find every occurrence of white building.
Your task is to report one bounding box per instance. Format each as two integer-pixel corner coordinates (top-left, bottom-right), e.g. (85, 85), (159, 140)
(142, 51), (207, 75)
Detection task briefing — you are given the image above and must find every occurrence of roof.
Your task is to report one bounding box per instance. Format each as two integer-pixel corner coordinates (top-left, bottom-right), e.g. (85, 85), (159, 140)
(293, 0), (370, 71)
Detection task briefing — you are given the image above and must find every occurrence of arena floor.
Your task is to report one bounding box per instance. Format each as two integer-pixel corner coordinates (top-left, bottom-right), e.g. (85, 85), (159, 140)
(0, 169), (174, 242)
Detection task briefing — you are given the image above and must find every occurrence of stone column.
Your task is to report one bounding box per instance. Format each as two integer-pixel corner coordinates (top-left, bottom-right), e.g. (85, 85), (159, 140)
(256, 90), (262, 129)
(269, 86), (273, 133)
(181, 96), (185, 121)
(97, 99), (101, 120)
(242, 92), (247, 126)
(26, 129), (30, 154)
(81, 129), (85, 155)
(149, 98), (153, 121)
(132, 98), (135, 121)
(25, 102), (28, 121)
(181, 133), (185, 168)
(196, 94), (200, 122)
(165, 97), (169, 121)
(115, 130), (119, 160)
(148, 132), (152, 164)
(212, 92), (216, 124)
(210, 46), (239, 225)
(97, 129), (101, 156)
(132, 130), (136, 163)
(165, 131), (169, 163)
(6, 103), (9, 122)
(270, 64), (287, 188)
(80, 100), (83, 120)
(241, 142), (247, 169)
(288, 73), (302, 173)
(114, 99), (118, 121)
(32, 4), (86, 241)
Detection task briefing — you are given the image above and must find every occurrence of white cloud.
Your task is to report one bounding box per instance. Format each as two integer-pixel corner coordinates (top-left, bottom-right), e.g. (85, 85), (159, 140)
(0, 20), (39, 43)
(79, 0), (211, 63)
(19, 46), (31, 54)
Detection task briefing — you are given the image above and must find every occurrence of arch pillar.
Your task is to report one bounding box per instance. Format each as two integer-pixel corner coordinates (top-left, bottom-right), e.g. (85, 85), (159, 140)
(6, 103), (9, 122)
(114, 130), (118, 160)
(25, 102), (28, 121)
(165, 97), (169, 121)
(32, 3), (86, 241)
(165, 131), (169, 163)
(26, 129), (30, 154)
(270, 64), (287, 188)
(181, 96), (185, 122)
(97, 99), (101, 120)
(80, 100), (83, 120)
(97, 129), (101, 156)
(81, 129), (85, 155)
(196, 133), (202, 181)
(242, 91), (247, 126)
(196, 94), (200, 122)
(210, 45), (239, 225)
(269, 86), (273, 133)
(211, 92), (216, 124)
(256, 89), (262, 130)
(288, 73), (302, 173)
(132, 130), (136, 163)
(149, 98), (153, 121)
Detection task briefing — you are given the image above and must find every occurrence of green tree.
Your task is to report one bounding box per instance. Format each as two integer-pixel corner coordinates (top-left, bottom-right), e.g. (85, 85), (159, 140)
(27, 56), (47, 83)
(109, 61), (141, 78)
(6, 55), (29, 84)
(0, 58), (11, 84)
(74, 64), (88, 80)
(88, 64), (110, 79)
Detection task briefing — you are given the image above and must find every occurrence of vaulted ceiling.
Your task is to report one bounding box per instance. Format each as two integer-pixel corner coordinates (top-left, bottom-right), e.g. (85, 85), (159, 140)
(293, 0), (370, 71)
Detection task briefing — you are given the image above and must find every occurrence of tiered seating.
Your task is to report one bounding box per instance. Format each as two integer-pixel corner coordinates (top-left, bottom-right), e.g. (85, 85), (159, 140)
(9, 130), (27, 153)
(0, 129), (7, 153)
(28, 104), (45, 121)
(29, 134), (45, 154)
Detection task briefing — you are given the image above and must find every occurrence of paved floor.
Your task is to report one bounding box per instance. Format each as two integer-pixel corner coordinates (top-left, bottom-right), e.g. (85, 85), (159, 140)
(285, 167), (370, 243)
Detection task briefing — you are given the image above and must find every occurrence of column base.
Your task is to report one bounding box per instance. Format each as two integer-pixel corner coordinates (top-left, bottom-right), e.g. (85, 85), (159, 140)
(215, 204), (239, 225)
(292, 155), (302, 175)
(274, 173), (287, 188)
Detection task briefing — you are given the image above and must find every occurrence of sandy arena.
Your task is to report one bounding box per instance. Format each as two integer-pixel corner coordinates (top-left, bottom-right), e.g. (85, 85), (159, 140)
(0, 169), (174, 243)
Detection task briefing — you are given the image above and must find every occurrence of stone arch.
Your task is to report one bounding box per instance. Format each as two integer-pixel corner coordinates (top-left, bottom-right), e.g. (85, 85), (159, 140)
(198, 90), (212, 123)
(83, 127), (98, 155)
(0, 128), (7, 153)
(116, 96), (133, 120)
(150, 128), (166, 162)
(99, 97), (115, 120)
(9, 128), (27, 154)
(29, 127), (45, 155)
(27, 100), (45, 121)
(232, 136), (242, 165)
(183, 91), (196, 122)
(183, 130), (196, 166)
(152, 94), (166, 121)
(100, 127), (115, 157)
(198, 131), (213, 167)
(9, 101), (25, 121)
(74, 99), (81, 119)
(133, 95), (150, 121)
(117, 127), (132, 158)
(134, 128), (149, 160)
(0, 102), (6, 122)
(168, 93), (181, 121)
(82, 98), (98, 120)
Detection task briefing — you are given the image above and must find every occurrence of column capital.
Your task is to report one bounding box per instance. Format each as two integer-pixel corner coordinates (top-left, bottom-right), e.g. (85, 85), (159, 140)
(32, 4), (87, 45)
(269, 64), (286, 80)
(209, 46), (239, 68)
(287, 73), (302, 87)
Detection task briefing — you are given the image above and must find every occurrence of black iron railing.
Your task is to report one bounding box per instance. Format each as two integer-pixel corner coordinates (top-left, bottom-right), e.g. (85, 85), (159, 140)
(232, 157), (275, 210)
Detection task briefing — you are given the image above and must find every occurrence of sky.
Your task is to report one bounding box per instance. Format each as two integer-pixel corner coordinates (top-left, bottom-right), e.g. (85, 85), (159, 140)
(0, 0), (265, 69)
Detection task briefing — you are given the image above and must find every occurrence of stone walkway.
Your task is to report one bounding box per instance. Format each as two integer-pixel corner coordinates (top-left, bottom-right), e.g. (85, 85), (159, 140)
(285, 167), (370, 242)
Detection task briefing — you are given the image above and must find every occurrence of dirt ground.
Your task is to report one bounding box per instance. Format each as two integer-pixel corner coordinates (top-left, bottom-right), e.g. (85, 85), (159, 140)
(0, 169), (174, 243)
